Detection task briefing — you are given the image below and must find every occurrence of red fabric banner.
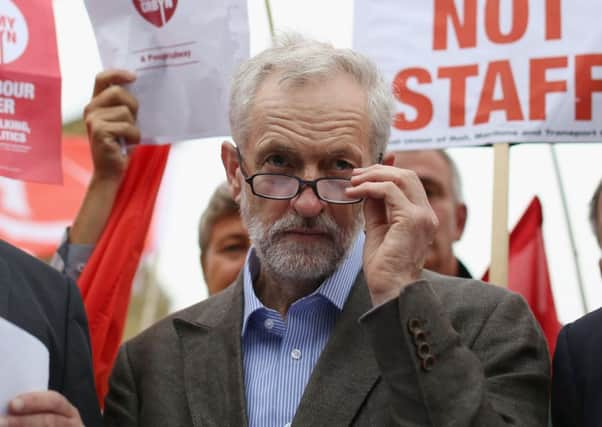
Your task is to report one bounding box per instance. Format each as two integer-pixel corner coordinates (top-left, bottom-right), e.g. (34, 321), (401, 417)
(483, 197), (562, 355)
(78, 144), (170, 406)
(0, 0), (62, 183)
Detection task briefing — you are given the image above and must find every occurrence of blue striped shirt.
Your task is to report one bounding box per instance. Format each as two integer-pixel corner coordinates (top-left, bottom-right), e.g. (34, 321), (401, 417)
(242, 233), (364, 427)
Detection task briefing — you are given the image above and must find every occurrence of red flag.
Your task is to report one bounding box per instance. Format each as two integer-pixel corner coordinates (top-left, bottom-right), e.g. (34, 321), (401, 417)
(77, 144), (170, 406)
(483, 197), (561, 355)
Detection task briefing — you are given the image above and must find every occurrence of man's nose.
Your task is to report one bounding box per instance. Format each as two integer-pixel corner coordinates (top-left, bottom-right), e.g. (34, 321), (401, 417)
(292, 184), (323, 218)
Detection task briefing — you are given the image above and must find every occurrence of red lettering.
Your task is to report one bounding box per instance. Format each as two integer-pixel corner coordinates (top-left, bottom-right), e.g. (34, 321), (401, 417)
(474, 60), (524, 124)
(575, 54), (602, 120)
(529, 57), (567, 120)
(392, 68), (433, 130)
(485, 0), (529, 44)
(545, 0), (562, 40)
(438, 65), (479, 126)
(433, 0), (477, 50)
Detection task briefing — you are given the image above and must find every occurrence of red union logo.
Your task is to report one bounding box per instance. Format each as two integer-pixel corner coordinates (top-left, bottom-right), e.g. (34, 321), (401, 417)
(0, 0), (28, 64)
(133, 0), (178, 28)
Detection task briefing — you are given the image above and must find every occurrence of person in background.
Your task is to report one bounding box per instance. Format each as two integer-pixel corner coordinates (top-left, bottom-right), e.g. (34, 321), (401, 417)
(198, 182), (249, 294)
(391, 149), (470, 278)
(552, 179), (602, 427)
(0, 240), (101, 427)
(97, 33), (549, 426)
(52, 165), (249, 295)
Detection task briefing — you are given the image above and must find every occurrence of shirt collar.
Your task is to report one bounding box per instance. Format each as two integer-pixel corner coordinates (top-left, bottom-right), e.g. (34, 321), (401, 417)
(241, 232), (365, 335)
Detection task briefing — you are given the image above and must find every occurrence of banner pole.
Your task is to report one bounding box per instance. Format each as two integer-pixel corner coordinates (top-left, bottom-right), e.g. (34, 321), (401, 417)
(549, 144), (589, 314)
(490, 143), (510, 287)
(264, 0), (276, 41)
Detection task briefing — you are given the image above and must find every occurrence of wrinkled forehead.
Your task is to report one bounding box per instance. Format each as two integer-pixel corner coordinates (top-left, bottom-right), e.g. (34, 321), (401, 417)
(394, 150), (452, 180)
(245, 71), (372, 158)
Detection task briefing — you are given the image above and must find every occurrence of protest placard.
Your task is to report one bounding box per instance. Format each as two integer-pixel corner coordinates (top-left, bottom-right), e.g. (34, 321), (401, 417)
(0, 0), (61, 183)
(354, 0), (602, 150)
(85, 0), (249, 144)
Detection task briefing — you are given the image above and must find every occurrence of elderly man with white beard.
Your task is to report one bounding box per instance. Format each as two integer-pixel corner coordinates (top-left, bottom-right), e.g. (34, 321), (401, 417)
(90, 34), (550, 426)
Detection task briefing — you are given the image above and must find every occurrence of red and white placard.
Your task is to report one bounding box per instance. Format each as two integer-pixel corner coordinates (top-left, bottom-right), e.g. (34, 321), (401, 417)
(0, 0), (61, 182)
(85, 0), (249, 144)
(0, 137), (90, 256)
(353, 0), (602, 150)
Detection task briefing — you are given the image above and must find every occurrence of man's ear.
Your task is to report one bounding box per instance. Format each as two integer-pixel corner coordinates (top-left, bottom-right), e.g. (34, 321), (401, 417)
(221, 141), (242, 203)
(454, 203), (468, 241)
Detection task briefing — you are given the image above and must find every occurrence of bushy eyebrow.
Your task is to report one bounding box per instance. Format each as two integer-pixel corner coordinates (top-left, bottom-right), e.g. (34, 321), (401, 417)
(251, 138), (365, 168)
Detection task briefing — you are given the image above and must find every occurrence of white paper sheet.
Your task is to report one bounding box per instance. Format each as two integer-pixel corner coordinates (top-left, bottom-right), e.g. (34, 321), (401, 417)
(84, 0), (249, 144)
(0, 316), (49, 415)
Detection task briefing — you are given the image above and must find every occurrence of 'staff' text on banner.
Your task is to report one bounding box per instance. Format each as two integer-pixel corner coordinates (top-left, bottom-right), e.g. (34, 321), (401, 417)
(85, 0), (249, 144)
(0, 0), (61, 183)
(353, 0), (602, 150)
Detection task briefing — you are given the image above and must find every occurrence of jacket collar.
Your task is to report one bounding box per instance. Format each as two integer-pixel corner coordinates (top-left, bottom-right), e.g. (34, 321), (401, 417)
(172, 267), (380, 427)
(173, 278), (248, 427)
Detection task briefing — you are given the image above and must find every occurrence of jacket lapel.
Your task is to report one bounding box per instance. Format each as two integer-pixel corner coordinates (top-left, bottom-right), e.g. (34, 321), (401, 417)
(173, 278), (248, 427)
(293, 272), (380, 426)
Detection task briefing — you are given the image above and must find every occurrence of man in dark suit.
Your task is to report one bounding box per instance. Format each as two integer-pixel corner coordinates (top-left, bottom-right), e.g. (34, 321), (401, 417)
(0, 240), (101, 426)
(94, 34), (549, 426)
(552, 179), (602, 427)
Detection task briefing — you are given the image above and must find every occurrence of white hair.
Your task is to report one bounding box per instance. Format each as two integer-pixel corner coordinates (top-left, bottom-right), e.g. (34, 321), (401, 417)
(229, 33), (393, 160)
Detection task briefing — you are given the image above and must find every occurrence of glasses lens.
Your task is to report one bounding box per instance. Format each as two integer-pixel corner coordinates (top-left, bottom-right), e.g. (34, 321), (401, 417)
(253, 174), (298, 199)
(317, 179), (361, 203)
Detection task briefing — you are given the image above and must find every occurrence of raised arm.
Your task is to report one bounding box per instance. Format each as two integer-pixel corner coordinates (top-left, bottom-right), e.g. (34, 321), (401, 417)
(70, 70), (140, 246)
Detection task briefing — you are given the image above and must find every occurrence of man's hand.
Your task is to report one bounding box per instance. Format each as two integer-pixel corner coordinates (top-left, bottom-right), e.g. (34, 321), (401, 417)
(70, 69), (140, 245)
(0, 391), (83, 427)
(347, 164), (438, 306)
(84, 69), (140, 183)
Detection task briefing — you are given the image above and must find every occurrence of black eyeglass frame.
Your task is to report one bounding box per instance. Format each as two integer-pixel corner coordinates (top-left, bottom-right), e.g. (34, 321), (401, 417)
(236, 148), (363, 205)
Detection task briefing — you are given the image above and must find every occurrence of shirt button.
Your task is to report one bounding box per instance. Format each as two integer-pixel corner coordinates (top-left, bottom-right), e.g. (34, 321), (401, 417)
(264, 318), (274, 330)
(291, 349), (302, 360)
(284, 423), (291, 427)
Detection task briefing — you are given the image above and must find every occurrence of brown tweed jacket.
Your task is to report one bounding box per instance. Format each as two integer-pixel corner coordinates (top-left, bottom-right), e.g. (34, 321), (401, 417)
(104, 269), (550, 426)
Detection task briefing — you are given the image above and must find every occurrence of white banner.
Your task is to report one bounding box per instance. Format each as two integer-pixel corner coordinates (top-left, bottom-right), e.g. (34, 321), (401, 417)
(353, 0), (602, 150)
(85, 0), (249, 144)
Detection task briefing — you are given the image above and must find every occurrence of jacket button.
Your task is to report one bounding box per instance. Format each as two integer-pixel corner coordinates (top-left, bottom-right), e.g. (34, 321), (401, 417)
(413, 329), (426, 343)
(421, 355), (435, 372)
(407, 318), (422, 334)
(417, 342), (431, 358)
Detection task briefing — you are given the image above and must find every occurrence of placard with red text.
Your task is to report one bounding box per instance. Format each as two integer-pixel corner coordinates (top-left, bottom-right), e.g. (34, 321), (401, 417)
(85, 0), (249, 144)
(0, 0), (61, 183)
(353, 0), (602, 149)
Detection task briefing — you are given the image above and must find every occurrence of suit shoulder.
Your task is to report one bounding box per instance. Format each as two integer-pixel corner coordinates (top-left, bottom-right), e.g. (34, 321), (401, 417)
(124, 283), (239, 350)
(0, 240), (72, 297)
(424, 269), (518, 306)
(422, 269), (535, 335)
(561, 306), (602, 346)
(566, 306), (602, 329)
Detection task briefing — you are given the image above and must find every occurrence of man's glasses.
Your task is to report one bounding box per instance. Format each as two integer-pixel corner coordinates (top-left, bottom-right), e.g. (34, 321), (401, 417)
(237, 149), (362, 205)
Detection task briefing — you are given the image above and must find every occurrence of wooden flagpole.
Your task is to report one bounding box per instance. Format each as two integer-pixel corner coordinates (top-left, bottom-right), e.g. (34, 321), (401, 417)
(490, 143), (510, 287)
